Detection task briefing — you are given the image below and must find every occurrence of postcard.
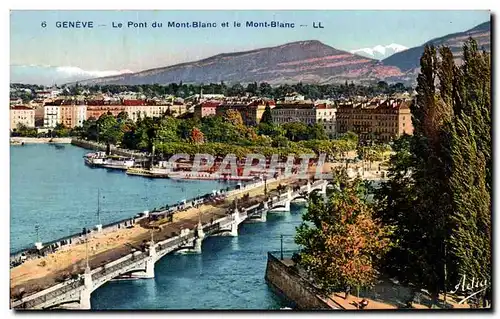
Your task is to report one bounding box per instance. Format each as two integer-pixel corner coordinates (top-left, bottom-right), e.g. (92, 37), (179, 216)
(9, 10), (492, 311)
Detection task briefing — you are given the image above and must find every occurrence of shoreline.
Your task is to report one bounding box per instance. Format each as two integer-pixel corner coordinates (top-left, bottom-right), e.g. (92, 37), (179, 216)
(10, 137), (73, 144)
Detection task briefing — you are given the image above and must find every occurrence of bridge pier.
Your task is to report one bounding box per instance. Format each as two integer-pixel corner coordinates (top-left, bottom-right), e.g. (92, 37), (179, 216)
(230, 209), (240, 236)
(259, 202), (268, 222)
(143, 242), (156, 279)
(193, 221), (205, 253)
(78, 266), (92, 310)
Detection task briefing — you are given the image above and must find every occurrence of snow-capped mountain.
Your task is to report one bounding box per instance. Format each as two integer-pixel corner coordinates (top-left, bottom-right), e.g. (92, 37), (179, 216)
(350, 44), (408, 60)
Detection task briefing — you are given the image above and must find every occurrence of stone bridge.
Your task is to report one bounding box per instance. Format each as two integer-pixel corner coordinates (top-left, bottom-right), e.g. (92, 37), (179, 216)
(11, 180), (329, 310)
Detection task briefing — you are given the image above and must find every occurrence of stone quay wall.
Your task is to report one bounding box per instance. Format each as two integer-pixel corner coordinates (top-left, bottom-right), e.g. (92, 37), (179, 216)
(265, 252), (337, 310)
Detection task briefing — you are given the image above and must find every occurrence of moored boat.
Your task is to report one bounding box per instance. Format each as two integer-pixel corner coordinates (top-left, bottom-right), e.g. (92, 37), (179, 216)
(84, 152), (135, 170)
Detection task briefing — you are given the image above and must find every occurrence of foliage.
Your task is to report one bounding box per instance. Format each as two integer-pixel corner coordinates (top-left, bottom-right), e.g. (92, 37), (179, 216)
(11, 123), (37, 137)
(52, 123), (71, 137)
(190, 127), (205, 144)
(283, 122), (310, 141)
(223, 109), (244, 127)
(374, 39), (491, 305)
(307, 123), (328, 140)
(295, 168), (392, 295)
(260, 104), (273, 125)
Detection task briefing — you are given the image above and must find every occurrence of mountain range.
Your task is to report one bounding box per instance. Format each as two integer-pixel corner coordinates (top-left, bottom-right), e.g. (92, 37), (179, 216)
(12, 20), (490, 86)
(382, 21), (491, 75)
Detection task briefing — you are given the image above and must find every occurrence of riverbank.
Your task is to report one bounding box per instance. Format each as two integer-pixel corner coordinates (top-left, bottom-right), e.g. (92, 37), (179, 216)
(10, 137), (72, 144)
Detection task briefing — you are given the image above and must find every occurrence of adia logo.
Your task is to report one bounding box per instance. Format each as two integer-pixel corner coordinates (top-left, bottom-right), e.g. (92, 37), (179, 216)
(448, 275), (490, 304)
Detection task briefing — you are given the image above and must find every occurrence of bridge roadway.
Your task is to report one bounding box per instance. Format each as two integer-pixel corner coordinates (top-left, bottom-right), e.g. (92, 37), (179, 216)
(11, 180), (329, 310)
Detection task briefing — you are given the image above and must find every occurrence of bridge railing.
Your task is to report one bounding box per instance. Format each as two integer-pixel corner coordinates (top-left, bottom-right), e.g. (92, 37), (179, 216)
(13, 277), (84, 309)
(92, 251), (148, 282)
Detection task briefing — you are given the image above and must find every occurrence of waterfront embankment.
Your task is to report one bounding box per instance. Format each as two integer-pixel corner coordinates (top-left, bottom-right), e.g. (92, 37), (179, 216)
(70, 138), (148, 159)
(10, 137), (72, 144)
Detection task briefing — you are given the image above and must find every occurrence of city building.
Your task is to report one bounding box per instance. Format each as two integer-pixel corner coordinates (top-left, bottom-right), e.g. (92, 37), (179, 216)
(271, 102), (337, 137)
(10, 105), (35, 130)
(169, 102), (188, 117)
(59, 101), (87, 128)
(44, 101), (62, 128)
(86, 100), (126, 120)
(336, 99), (413, 142)
(75, 104), (87, 127)
(35, 90), (61, 99)
(194, 101), (220, 118)
(315, 104), (337, 138)
(123, 99), (148, 122)
(271, 102), (316, 125)
(34, 106), (45, 127)
(284, 92), (305, 102)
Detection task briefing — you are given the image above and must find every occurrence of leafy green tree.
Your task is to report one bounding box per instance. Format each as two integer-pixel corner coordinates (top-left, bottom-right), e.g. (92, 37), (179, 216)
(257, 122), (284, 138)
(97, 113), (122, 144)
(283, 122), (309, 142)
(117, 111), (128, 122)
(307, 123), (328, 140)
(52, 123), (70, 137)
(375, 40), (491, 306)
(272, 135), (289, 148)
(446, 39), (491, 305)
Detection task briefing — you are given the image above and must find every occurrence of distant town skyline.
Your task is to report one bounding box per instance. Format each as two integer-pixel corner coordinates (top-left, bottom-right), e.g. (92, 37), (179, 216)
(10, 10), (490, 85)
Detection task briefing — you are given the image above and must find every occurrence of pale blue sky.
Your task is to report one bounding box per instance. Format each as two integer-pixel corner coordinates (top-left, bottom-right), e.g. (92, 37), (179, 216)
(11, 10), (490, 72)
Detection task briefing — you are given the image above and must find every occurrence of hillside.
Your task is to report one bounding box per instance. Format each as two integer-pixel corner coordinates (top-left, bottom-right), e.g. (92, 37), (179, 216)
(76, 40), (403, 86)
(383, 21), (491, 73)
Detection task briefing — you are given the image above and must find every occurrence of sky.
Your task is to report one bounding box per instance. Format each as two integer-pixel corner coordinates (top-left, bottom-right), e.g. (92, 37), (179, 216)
(10, 10), (490, 84)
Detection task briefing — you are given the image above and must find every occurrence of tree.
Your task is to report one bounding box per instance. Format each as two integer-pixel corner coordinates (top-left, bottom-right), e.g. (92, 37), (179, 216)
(375, 40), (491, 306)
(223, 109), (244, 127)
(97, 113), (122, 144)
(307, 123), (328, 140)
(295, 168), (392, 295)
(117, 111), (128, 122)
(227, 83), (245, 96)
(53, 123), (70, 137)
(447, 39), (491, 305)
(260, 104), (273, 125)
(257, 122), (284, 138)
(272, 135), (289, 148)
(190, 127), (205, 144)
(283, 122), (309, 142)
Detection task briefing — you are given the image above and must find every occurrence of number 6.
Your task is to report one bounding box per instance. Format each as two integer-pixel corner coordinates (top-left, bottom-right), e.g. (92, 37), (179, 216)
(41, 21), (47, 28)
